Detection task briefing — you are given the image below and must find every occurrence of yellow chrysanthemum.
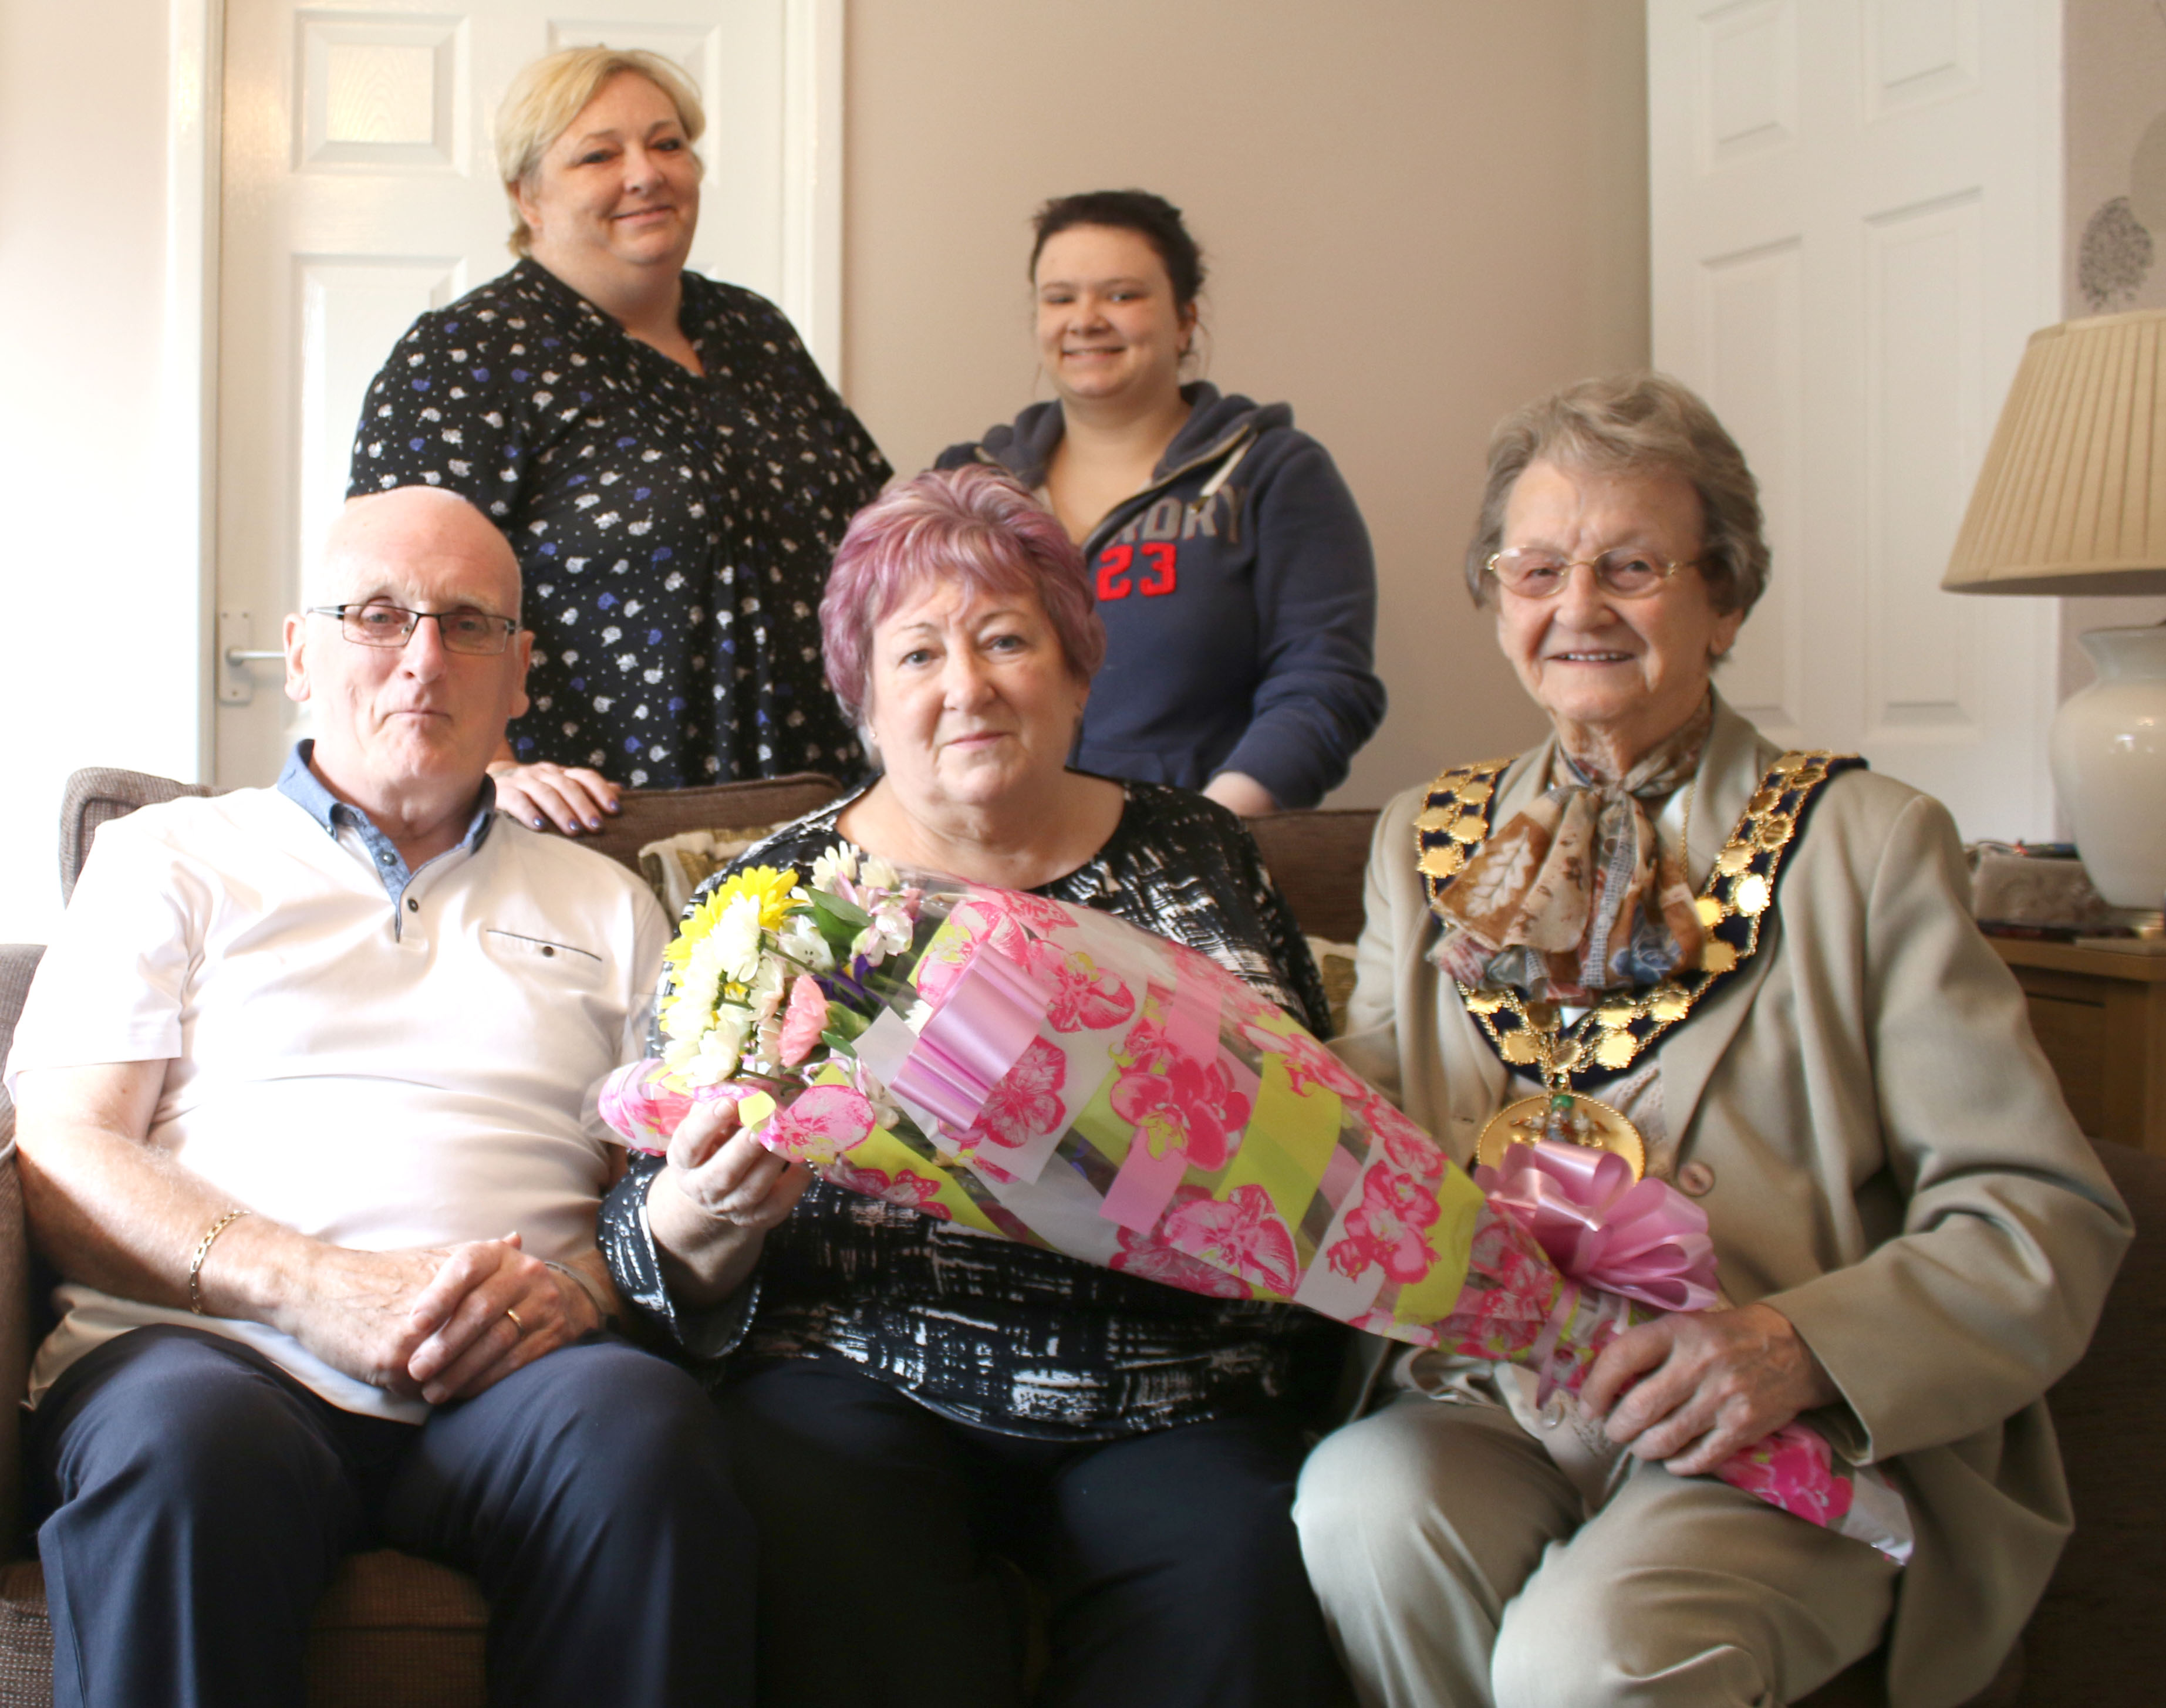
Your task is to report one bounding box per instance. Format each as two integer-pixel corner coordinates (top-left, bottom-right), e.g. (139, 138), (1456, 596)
(665, 866), (799, 971)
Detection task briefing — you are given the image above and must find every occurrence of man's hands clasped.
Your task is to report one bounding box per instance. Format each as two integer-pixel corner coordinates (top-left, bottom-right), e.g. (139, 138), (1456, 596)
(276, 1233), (603, 1406)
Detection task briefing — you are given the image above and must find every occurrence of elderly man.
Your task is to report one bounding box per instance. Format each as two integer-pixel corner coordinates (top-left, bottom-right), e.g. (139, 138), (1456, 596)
(6, 488), (749, 1708)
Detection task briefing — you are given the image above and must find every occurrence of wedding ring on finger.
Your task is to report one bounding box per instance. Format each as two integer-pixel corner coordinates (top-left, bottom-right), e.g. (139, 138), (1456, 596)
(504, 1307), (527, 1338)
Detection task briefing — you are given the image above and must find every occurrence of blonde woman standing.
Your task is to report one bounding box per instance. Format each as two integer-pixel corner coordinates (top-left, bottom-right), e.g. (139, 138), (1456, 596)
(351, 46), (889, 832)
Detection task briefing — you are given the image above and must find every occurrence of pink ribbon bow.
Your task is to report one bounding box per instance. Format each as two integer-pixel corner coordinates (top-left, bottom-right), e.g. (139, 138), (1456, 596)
(888, 946), (1051, 1135)
(1474, 1140), (1718, 1313)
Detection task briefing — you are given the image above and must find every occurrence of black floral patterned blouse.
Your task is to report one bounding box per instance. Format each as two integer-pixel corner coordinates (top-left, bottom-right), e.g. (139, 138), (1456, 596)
(599, 781), (1347, 1439)
(348, 261), (890, 787)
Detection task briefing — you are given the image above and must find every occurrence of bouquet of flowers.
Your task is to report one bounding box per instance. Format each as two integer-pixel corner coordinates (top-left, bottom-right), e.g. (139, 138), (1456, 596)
(599, 856), (1911, 1564)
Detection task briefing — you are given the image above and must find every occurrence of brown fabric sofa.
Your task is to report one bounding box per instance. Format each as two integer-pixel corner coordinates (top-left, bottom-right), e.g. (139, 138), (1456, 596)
(0, 771), (2156, 1705)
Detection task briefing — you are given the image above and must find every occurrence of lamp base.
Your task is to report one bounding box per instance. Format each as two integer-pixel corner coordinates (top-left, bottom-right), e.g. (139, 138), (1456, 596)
(2052, 625), (2166, 910)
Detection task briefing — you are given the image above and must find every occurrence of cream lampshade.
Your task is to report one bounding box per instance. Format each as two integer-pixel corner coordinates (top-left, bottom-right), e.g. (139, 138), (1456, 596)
(1945, 309), (2166, 910)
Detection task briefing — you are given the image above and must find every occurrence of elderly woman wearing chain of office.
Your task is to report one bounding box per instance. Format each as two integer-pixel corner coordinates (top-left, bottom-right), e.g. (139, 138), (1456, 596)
(1291, 373), (2131, 1708)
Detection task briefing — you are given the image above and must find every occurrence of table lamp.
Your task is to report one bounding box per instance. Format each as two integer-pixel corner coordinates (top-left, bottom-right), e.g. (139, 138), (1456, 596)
(1944, 309), (2166, 914)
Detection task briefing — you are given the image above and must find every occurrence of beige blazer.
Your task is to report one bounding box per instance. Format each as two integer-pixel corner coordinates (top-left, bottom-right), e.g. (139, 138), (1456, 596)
(1332, 696), (2133, 1708)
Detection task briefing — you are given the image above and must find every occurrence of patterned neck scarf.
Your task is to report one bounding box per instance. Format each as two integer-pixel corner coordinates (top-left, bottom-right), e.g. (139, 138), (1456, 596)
(1430, 697), (1712, 1004)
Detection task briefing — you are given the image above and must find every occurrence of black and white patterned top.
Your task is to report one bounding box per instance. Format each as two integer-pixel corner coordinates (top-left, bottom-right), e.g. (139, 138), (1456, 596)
(599, 779), (1346, 1439)
(347, 260), (890, 787)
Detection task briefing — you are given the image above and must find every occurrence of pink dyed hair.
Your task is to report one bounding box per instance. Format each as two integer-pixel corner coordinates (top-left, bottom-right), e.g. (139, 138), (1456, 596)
(820, 466), (1106, 728)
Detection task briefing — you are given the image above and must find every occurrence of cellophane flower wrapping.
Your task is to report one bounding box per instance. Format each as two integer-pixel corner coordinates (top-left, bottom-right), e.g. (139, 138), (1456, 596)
(598, 869), (1909, 1562)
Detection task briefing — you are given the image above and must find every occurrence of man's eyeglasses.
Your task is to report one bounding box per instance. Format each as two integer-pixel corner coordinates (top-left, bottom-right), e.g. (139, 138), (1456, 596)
(307, 603), (519, 656)
(1485, 548), (1696, 600)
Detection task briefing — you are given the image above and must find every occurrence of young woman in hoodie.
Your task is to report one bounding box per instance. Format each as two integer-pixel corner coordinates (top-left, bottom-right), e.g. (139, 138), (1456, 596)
(935, 191), (1385, 814)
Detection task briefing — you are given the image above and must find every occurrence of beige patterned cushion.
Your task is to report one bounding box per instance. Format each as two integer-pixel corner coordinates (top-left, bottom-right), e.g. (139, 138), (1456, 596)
(1304, 936), (1358, 1037)
(636, 826), (784, 919)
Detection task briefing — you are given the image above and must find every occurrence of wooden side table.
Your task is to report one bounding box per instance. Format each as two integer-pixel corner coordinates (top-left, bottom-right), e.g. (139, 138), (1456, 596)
(1990, 937), (2166, 1156)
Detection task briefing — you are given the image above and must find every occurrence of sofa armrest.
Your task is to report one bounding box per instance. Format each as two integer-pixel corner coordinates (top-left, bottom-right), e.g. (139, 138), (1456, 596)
(0, 1122), (26, 1562)
(60, 769), (221, 905)
(0, 945), (45, 1562)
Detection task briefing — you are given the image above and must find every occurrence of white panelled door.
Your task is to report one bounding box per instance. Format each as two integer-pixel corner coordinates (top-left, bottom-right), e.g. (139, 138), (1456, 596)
(214, 0), (838, 787)
(1648, 0), (2062, 841)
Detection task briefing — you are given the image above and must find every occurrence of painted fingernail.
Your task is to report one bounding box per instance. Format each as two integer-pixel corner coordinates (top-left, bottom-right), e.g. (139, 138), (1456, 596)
(586, 818), (602, 831)
(532, 816), (547, 829)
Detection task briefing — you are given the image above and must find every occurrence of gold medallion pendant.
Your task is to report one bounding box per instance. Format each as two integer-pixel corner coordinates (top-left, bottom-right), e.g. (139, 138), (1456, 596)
(1476, 1091), (1647, 1179)
(1421, 747), (1864, 1184)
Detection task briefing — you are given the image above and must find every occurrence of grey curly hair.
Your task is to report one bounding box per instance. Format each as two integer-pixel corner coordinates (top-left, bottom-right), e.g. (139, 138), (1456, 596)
(1465, 372), (1770, 619)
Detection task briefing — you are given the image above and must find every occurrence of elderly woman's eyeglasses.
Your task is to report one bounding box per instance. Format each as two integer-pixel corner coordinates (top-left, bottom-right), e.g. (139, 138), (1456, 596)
(307, 603), (519, 656)
(1486, 549), (1696, 600)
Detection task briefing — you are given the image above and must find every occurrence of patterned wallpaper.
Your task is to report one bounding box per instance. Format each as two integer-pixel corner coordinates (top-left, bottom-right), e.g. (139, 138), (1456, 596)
(2067, 0), (2166, 316)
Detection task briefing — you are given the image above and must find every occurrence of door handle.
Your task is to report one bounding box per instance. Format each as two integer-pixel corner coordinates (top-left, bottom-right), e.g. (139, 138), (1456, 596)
(218, 611), (286, 706)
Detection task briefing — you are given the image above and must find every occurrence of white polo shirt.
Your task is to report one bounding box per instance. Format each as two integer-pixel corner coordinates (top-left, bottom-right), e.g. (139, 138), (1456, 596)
(5, 750), (670, 1420)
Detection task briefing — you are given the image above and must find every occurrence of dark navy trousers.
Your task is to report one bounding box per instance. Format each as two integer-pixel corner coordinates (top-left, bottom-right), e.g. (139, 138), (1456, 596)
(32, 1324), (752, 1708)
(717, 1354), (1344, 1708)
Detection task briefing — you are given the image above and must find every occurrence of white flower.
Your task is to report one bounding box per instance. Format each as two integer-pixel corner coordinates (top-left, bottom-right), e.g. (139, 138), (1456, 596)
(780, 915), (835, 973)
(809, 845), (859, 890)
(710, 893), (767, 984)
(661, 928), (740, 1040)
(665, 1004), (752, 1086)
(903, 998), (934, 1034)
(660, 987), (712, 1045)
(851, 896), (916, 966)
(751, 1013), (785, 1074)
(859, 854), (900, 890)
(746, 954), (788, 1025)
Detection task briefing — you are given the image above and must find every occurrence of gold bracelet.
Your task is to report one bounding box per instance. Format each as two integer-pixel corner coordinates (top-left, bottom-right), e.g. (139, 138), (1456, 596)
(188, 1208), (252, 1315)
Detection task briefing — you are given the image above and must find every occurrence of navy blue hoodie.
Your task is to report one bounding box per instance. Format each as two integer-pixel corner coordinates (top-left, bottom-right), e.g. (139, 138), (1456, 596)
(936, 384), (1385, 808)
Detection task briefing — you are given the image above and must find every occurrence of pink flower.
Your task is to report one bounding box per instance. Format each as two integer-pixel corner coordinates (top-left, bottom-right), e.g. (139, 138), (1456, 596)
(916, 896), (1061, 1006)
(777, 975), (831, 1067)
(598, 1059), (696, 1154)
(1250, 1027), (1369, 1102)
(1162, 1184), (1301, 1293)
(970, 890), (1074, 937)
(597, 1060), (755, 1155)
(879, 1169), (953, 1220)
(825, 1157), (892, 1198)
(1026, 938), (1136, 1032)
(1372, 1105), (1448, 1181)
(1716, 1426), (1854, 1526)
(912, 941), (975, 1007)
(1110, 1047), (1253, 1170)
(828, 1158), (954, 1223)
(753, 1083), (879, 1168)
(1325, 1165), (1442, 1284)
(1109, 1199), (1252, 1298)
(959, 1037), (1067, 1160)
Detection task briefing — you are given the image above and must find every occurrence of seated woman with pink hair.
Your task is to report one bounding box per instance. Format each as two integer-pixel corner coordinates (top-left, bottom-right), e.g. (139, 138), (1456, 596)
(596, 465), (1345, 1708)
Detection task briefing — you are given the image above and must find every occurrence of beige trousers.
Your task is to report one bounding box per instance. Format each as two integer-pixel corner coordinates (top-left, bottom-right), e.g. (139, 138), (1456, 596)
(1293, 1394), (1900, 1708)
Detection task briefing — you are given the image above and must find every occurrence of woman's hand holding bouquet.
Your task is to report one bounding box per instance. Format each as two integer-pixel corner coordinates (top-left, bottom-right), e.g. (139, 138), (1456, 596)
(600, 859), (1910, 1562)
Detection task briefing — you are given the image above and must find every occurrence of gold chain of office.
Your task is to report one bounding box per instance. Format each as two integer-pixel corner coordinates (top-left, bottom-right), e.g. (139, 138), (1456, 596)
(1415, 747), (1862, 1091)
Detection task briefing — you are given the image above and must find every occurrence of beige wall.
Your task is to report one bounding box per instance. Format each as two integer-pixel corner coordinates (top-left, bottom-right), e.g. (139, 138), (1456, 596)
(0, 0), (1648, 943)
(840, 0), (1651, 808)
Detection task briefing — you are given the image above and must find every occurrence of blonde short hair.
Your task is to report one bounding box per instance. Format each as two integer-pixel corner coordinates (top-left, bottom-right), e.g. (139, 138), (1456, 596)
(495, 47), (706, 258)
